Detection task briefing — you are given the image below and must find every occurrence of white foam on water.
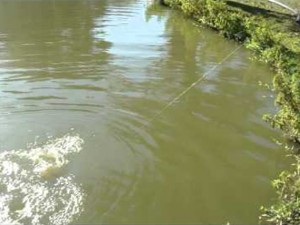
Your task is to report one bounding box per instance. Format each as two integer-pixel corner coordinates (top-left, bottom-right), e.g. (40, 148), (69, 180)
(0, 134), (85, 225)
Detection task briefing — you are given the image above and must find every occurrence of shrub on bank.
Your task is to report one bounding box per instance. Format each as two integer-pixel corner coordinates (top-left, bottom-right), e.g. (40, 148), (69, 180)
(260, 156), (300, 225)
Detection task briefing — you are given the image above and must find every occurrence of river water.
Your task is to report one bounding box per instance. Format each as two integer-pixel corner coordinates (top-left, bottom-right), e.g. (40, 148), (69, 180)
(0, 0), (289, 224)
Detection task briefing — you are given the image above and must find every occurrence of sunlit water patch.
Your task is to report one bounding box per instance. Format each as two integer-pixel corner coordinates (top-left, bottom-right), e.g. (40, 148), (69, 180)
(0, 134), (85, 225)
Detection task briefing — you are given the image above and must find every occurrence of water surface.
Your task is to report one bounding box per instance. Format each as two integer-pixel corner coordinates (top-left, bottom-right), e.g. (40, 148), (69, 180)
(0, 0), (288, 224)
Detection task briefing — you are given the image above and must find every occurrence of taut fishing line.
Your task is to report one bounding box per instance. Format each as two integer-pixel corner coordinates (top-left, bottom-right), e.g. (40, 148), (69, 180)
(143, 44), (243, 128)
(107, 39), (241, 225)
(101, 44), (243, 220)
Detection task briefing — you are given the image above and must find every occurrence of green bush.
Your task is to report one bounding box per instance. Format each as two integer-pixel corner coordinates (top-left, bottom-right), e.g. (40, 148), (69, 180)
(260, 156), (300, 225)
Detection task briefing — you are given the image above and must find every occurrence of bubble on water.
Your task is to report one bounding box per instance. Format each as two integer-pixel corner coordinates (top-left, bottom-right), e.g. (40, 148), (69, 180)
(0, 134), (85, 225)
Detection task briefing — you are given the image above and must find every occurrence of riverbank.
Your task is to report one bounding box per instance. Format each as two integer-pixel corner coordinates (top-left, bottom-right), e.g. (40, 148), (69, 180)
(162, 0), (300, 224)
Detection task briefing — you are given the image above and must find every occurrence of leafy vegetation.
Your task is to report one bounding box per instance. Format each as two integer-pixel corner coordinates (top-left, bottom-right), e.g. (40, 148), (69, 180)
(162, 0), (300, 224)
(260, 155), (300, 225)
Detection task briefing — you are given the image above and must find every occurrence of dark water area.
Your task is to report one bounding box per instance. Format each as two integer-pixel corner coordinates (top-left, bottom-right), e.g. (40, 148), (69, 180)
(0, 0), (289, 224)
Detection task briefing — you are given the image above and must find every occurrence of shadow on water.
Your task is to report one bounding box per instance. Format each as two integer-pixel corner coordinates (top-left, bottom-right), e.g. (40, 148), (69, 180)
(0, 0), (112, 81)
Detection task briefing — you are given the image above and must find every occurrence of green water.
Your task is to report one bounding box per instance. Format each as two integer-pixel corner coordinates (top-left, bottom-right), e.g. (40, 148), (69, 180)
(0, 0), (289, 224)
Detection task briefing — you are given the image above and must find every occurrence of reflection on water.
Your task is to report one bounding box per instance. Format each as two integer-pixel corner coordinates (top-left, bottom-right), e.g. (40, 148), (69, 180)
(0, 0), (289, 224)
(0, 134), (84, 225)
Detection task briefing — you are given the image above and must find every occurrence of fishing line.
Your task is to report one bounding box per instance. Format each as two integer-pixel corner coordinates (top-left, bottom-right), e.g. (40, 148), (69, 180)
(101, 45), (243, 220)
(143, 44), (243, 128)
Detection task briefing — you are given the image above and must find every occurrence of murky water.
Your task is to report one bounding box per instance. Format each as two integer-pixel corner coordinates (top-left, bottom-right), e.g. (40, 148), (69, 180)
(0, 0), (289, 224)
